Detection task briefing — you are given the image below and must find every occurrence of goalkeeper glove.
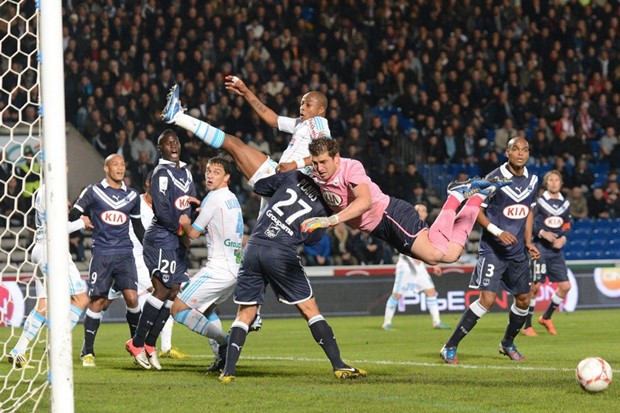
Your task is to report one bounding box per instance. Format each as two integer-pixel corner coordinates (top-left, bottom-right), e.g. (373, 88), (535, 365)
(300, 215), (340, 233)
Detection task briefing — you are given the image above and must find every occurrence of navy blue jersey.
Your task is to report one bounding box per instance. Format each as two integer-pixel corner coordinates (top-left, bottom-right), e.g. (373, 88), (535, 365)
(250, 171), (330, 249)
(144, 159), (196, 249)
(74, 179), (141, 255)
(533, 191), (571, 255)
(479, 163), (539, 259)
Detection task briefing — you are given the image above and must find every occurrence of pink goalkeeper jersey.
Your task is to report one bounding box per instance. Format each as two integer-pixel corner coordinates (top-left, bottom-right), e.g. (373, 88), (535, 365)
(314, 158), (390, 232)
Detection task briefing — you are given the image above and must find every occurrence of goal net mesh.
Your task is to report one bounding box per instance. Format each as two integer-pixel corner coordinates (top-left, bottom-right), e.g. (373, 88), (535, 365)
(0, 1), (48, 411)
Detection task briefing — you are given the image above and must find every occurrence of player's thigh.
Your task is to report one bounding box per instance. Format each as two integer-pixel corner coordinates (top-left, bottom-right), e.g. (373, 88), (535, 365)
(541, 255), (569, 283)
(134, 253), (153, 294)
(469, 254), (509, 291)
(234, 248), (268, 306)
(261, 248), (313, 305)
(68, 254), (88, 296)
(502, 256), (532, 295)
(371, 198), (428, 257)
(144, 245), (189, 289)
(392, 262), (415, 295)
(178, 266), (236, 310)
(248, 158), (277, 187)
(88, 255), (118, 297)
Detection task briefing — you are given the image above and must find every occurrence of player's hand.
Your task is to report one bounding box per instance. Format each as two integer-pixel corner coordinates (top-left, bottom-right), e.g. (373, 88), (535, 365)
(540, 230), (558, 243)
(179, 214), (191, 226)
(81, 215), (94, 230)
(527, 244), (541, 260)
(552, 236), (566, 249)
(276, 161), (296, 174)
(224, 75), (249, 95)
(300, 215), (339, 233)
(497, 231), (518, 246)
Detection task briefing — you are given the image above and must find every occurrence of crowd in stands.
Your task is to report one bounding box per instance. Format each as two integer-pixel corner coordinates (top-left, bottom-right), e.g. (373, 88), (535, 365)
(3, 0), (620, 265)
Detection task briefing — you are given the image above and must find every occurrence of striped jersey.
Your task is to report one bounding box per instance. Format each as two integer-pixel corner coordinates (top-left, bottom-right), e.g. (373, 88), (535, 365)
(277, 116), (331, 172)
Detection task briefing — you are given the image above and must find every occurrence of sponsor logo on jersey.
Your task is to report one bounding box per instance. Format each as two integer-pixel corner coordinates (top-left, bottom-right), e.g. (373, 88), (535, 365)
(101, 210), (128, 225)
(264, 223), (280, 238)
(265, 210), (293, 236)
(224, 238), (242, 249)
(174, 195), (191, 210)
(159, 176), (168, 194)
(544, 216), (563, 228)
(322, 190), (342, 207)
(502, 204), (528, 219)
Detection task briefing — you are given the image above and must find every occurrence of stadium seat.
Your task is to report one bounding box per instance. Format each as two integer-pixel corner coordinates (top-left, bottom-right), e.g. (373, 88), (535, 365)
(572, 219), (594, 231)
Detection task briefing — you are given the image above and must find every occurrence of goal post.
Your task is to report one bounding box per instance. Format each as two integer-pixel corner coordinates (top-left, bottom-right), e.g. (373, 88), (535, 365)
(39, 0), (74, 411)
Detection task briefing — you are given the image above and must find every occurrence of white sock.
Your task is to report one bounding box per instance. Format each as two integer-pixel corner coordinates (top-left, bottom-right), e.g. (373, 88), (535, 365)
(14, 310), (46, 354)
(384, 296), (398, 325)
(160, 316), (174, 352)
(70, 304), (84, 329)
(175, 113), (225, 148)
(427, 295), (441, 326)
(173, 308), (210, 336)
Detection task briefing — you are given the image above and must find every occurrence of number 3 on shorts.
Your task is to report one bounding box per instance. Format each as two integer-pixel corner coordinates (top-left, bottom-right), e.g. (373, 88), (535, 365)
(484, 264), (495, 278)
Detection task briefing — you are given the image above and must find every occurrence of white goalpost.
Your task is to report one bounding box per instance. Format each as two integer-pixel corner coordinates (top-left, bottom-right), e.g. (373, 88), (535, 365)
(0, 1), (74, 412)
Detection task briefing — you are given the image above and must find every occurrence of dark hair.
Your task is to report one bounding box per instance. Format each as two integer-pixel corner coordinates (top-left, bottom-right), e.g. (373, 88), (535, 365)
(208, 154), (233, 175)
(157, 128), (178, 146)
(309, 137), (339, 157)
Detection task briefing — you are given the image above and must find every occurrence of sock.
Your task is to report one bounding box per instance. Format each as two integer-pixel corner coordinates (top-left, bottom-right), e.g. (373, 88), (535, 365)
(501, 303), (528, 347)
(205, 312), (227, 345)
(222, 321), (249, 376)
(145, 300), (172, 347)
(543, 291), (563, 320)
(176, 113), (225, 148)
(445, 299), (487, 348)
(126, 306), (141, 337)
(70, 305), (84, 329)
(82, 309), (102, 356)
(427, 197), (459, 255)
(524, 297), (537, 328)
(383, 296), (398, 326)
(160, 316), (174, 352)
(13, 310), (46, 354)
(174, 308), (210, 336)
(132, 295), (164, 347)
(427, 295), (441, 326)
(450, 197), (483, 247)
(308, 315), (347, 370)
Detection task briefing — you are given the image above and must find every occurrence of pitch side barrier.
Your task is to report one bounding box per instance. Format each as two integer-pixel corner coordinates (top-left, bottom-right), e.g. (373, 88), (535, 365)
(2, 260), (620, 324)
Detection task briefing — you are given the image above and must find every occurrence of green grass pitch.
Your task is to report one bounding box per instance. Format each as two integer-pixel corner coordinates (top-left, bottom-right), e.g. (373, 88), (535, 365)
(2, 309), (618, 412)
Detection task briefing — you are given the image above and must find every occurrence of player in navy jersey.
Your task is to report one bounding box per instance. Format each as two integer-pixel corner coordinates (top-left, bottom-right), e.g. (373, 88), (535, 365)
(218, 171), (367, 383)
(441, 137), (540, 364)
(126, 129), (199, 370)
(522, 170), (572, 336)
(71, 154), (146, 367)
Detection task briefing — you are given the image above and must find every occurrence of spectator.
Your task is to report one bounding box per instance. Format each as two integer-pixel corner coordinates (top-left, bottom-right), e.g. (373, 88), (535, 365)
(352, 232), (385, 265)
(571, 158), (595, 192)
(493, 118), (517, 155)
(328, 224), (357, 266)
(599, 127), (618, 163)
(567, 186), (589, 221)
(587, 187), (610, 219)
(303, 233), (332, 266)
(377, 162), (401, 198)
(130, 130), (158, 165)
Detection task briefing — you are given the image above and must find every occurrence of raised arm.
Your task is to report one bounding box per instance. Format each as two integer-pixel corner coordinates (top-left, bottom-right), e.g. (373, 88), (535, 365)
(224, 75), (278, 127)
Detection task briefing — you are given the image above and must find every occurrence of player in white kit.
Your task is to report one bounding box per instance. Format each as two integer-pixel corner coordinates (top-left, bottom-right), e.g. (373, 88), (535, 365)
(170, 155), (244, 372)
(8, 182), (92, 367)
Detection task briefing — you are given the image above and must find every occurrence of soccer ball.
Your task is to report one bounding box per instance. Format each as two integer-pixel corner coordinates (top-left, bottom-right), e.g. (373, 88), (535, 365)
(575, 357), (613, 393)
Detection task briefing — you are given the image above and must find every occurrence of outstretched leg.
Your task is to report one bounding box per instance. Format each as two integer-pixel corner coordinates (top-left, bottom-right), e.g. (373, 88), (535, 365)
(161, 85), (268, 180)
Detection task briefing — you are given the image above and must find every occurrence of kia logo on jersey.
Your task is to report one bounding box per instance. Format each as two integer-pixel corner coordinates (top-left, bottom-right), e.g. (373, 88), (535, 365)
(101, 210), (128, 225)
(322, 190), (342, 207)
(175, 195), (191, 210)
(502, 204), (529, 219)
(544, 216), (563, 228)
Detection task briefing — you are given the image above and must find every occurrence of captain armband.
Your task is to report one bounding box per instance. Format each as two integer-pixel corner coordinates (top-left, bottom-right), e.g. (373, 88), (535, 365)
(486, 223), (504, 237)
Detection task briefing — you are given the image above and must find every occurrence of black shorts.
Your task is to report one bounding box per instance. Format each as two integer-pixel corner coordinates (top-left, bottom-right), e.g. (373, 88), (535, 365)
(143, 244), (189, 289)
(469, 252), (531, 295)
(531, 251), (569, 284)
(88, 254), (137, 297)
(234, 242), (312, 305)
(370, 197), (427, 255)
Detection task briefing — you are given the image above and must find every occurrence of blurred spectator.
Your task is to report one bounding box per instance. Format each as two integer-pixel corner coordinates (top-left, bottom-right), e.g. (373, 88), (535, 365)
(604, 180), (620, 218)
(377, 162), (401, 198)
(247, 130), (270, 156)
(600, 127), (618, 164)
(479, 151), (501, 177)
(554, 107), (576, 138)
(567, 186), (589, 221)
(571, 159), (595, 192)
(130, 129), (158, 165)
(587, 187), (610, 219)
(352, 232), (385, 265)
(303, 233), (332, 266)
(493, 118), (517, 155)
(129, 151), (153, 193)
(328, 224), (357, 266)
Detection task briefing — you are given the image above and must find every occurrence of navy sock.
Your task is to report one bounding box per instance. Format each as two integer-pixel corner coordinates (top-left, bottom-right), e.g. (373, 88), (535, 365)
(82, 312), (102, 356)
(445, 308), (480, 348)
(309, 317), (346, 370)
(502, 310), (527, 347)
(133, 298), (162, 347)
(222, 325), (248, 377)
(145, 304), (171, 347)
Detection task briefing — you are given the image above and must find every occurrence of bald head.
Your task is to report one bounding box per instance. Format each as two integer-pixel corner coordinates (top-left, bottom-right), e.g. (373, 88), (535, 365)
(105, 153), (124, 167)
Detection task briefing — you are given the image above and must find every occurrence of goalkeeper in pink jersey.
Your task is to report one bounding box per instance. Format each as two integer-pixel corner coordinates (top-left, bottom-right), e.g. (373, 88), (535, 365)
(301, 138), (511, 265)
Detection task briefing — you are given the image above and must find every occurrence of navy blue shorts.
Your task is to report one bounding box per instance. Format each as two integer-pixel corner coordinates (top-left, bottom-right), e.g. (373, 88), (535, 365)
(143, 244), (189, 289)
(469, 252), (531, 295)
(531, 250), (568, 284)
(234, 242), (312, 305)
(371, 197), (427, 255)
(88, 253), (137, 297)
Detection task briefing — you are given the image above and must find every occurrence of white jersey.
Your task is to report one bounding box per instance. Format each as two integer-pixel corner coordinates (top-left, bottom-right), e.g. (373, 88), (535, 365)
(130, 194), (154, 258)
(35, 184), (85, 242)
(277, 116), (331, 166)
(192, 187), (243, 274)
(393, 254), (436, 294)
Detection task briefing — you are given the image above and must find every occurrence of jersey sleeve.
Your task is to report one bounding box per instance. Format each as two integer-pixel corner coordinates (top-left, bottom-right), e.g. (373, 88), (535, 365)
(73, 185), (93, 214)
(277, 116), (299, 134)
(346, 160), (373, 187)
(150, 172), (178, 233)
(192, 192), (216, 232)
(129, 189), (141, 219)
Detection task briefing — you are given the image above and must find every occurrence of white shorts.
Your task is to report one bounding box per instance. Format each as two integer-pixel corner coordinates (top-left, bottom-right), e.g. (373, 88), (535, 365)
(107, 252), (152, 300)
(177, 264), (237, 312)
(31, 241), (88, 298)
(248, 158), (278, 187)
(392, 255), (435, 295)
